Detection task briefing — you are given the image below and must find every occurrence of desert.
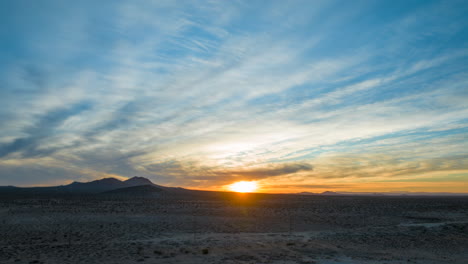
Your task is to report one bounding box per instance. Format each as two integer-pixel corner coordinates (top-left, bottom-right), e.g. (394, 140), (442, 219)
(1, 180), (467, 264)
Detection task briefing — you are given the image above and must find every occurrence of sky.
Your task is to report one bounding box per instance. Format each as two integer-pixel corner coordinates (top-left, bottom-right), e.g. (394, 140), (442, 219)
(0, 0), (467, 193)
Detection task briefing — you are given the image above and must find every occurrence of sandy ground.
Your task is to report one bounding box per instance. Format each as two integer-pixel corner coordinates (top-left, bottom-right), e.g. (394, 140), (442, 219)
(0, 193), (467, 263)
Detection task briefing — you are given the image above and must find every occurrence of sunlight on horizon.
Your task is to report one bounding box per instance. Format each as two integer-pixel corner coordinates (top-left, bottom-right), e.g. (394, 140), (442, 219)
(228, 181), (258, 193)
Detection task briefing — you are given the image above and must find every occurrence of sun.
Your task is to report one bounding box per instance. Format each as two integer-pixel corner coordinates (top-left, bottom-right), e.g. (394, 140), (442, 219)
(228, 181), (258, 193)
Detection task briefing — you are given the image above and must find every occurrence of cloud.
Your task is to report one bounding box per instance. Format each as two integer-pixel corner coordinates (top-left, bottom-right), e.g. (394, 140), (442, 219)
(224, 163), (314, 179)
(0, 102), (92, 158)
(309, 154), (468, 180)
(0, 165), (74, 186)
(261, 184), (348, 190)
(140, 160), (313, 186)
(0, 1), (467, 191)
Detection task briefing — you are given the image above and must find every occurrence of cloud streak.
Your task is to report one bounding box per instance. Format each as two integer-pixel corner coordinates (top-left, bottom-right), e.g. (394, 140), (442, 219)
(0, 0), (467, 191)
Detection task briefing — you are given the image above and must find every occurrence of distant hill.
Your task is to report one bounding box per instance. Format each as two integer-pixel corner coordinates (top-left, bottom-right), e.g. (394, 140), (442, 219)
(297, 192), (317, 195)
(297, 190), (468, 196)
(63, 177), (127, 193)
(123, 176), (154, 187)
(321, 191), (341, 196)
(102, 184), (164, 196)
(0, 176), (187, 196)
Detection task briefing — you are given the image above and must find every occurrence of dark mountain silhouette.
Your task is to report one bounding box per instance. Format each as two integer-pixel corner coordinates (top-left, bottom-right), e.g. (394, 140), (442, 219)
(297, 191), (317, 195)
(102, 184), (164, 196)
(63, 177), (126, 193)
(320, 191), (340, 196)
(124, 176), (154, 187)
(0, 177), (186, 196)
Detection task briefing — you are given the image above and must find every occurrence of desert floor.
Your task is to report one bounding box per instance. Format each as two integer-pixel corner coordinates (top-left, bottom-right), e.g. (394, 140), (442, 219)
(1, 192), (467, 263)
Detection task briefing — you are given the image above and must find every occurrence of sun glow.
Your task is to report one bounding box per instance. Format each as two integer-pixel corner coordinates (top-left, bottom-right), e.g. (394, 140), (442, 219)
(228, 181), (258, 193)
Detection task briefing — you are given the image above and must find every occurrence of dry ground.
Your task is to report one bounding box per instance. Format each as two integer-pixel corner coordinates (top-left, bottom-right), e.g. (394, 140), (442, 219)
(0, 192), (467, 263)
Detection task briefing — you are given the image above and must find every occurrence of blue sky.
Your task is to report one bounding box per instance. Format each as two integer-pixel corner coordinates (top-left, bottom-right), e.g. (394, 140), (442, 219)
(0, 0), (467, 192)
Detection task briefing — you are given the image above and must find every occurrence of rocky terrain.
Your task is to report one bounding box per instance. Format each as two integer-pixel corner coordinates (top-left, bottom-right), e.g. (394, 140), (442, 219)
(0, 179), (467, 263)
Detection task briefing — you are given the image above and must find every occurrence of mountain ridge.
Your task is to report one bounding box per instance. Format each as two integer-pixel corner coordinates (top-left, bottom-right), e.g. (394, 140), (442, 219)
(0, 176), (183, 195)
(2, 178), (467, 196)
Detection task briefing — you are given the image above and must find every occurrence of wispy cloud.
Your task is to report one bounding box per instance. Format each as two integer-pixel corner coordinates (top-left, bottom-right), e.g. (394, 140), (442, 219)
(0, 0), (467, 191)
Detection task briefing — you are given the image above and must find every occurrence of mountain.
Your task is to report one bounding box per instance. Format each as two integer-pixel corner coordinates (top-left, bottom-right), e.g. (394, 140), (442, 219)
(123, 176), (154, 187)
(102, 184), (164, 196)
(320, 191), (340, 196)
(63, 177), (127, 193)
(0, 177), (184, 196)
(297, 191), (317, 195)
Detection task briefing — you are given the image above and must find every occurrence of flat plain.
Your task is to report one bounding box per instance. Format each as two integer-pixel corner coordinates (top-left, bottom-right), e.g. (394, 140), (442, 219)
(1, 192), (467, 264)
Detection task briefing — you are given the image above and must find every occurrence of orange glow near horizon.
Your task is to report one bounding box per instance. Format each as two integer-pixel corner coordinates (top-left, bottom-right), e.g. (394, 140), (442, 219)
(228, 181), (258, 193)
(194, 179), (468, 194)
